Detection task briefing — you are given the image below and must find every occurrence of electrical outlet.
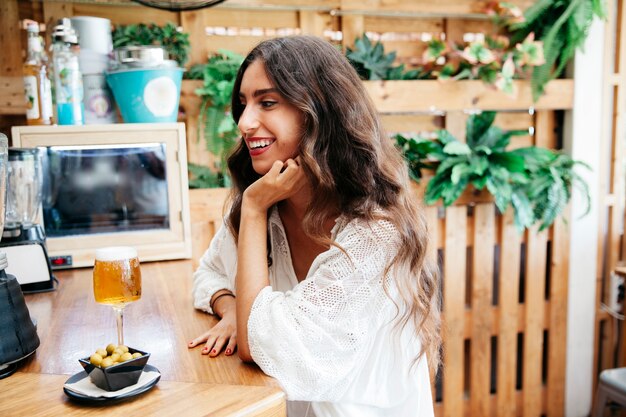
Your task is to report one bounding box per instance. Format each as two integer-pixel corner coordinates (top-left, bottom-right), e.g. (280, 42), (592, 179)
(609, 272), (625, 313)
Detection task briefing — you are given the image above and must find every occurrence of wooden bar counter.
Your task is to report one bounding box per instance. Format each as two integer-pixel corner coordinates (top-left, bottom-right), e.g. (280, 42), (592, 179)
(0, 259), (286, 417)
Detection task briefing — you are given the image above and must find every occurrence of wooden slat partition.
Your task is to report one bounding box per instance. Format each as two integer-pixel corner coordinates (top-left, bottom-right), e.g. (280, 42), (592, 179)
(189, 187), (229, 268)
(497, 210), (522, 416)
(442, 205), (467, 417)
(523, 227), (548, 417)
(470, 204), (495, 417)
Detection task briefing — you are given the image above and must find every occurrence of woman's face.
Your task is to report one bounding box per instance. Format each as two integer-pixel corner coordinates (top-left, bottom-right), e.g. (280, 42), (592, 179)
(237, 60), (304, 175)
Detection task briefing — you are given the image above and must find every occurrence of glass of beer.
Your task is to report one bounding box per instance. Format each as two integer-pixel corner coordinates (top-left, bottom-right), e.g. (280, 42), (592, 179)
(93, 247), (142, 346)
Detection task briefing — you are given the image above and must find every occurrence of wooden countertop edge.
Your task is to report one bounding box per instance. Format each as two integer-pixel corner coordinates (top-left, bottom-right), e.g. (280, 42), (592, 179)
(236, 391), (287, 416)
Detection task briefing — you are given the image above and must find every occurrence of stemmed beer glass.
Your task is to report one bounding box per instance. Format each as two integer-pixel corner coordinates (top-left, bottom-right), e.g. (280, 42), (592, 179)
(93, 247), (142, 345)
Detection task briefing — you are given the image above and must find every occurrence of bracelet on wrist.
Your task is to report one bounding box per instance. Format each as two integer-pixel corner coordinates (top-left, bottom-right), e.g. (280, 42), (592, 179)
(210, 292), (235, 312)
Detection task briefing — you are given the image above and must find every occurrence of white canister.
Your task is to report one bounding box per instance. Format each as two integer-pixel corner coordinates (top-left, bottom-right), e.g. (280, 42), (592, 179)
(70, 16), (112, 56)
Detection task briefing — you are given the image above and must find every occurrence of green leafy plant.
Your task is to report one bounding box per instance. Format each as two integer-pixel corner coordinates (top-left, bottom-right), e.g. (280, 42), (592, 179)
(401, 111), (589, 231)
(347, 30), (544, 97)
(194, 50), (244, 187)
(394, 134), (439, 182)
(419, 31), (545, 96)
(188, 162), (225, 189)
(112, 22), (190, 67)
(510, 146), (591, 230)
(504, 0), (606, 99)
(423, 112), (528, 215)
(346, 34), (430, 80)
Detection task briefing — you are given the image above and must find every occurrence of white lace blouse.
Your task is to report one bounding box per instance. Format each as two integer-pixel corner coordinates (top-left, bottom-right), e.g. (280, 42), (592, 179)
(193, 207), (434, 417)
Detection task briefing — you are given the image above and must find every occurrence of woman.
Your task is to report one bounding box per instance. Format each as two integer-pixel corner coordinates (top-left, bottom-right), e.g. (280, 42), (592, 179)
(189, 35), (440, 416)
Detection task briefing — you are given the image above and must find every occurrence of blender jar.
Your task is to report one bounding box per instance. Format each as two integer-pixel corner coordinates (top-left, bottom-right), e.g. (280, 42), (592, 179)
(0, 134), (7, 239)
(5, 148), (42, 229)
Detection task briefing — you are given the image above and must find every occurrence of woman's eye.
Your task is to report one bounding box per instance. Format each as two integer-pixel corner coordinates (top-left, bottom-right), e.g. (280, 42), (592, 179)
(261, 101), (277, 108)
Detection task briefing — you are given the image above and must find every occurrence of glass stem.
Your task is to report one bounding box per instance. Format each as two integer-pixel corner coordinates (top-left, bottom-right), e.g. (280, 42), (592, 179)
(113, 306), (124, 346)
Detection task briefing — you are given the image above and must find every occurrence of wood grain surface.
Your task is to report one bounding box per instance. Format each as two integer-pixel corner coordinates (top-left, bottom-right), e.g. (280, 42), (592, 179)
(0, 373), (285, 417)
(0, 259), (284, 416)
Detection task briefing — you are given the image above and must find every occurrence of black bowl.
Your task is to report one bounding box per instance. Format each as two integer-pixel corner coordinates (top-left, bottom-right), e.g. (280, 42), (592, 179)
(78, 347), (150, 391)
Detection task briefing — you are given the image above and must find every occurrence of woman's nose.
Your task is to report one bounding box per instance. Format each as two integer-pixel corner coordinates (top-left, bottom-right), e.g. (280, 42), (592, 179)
(238, 105), (259, 136)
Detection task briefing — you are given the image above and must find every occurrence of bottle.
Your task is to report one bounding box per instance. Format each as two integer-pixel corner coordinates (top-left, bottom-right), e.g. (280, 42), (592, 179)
(23, 22), (53, 125)
(51, 18), (84, 125)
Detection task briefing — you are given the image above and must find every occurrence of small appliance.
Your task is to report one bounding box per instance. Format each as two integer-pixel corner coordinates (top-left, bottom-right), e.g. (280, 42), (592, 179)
(0, 133), (41, 379)
(0, 147), (55, 292)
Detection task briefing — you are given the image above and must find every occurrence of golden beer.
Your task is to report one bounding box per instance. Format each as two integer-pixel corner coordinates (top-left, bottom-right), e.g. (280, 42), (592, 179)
(93, 247), (142, 306)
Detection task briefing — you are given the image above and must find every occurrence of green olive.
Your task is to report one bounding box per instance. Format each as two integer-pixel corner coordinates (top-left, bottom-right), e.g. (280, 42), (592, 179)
(105, 344), (117, 355)
(89, 353), (103, 366)
(101, 357), (114, 368)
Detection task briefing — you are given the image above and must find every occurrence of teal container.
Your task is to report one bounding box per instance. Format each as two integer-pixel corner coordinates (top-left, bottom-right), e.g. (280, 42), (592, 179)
(106, 67), (184, 123)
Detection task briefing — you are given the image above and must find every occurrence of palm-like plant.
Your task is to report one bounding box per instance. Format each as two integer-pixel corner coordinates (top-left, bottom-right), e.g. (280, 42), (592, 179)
(507, 0), (606, 99)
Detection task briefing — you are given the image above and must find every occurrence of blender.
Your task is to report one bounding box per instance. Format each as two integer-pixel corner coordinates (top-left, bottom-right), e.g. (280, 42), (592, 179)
(0, 133), (41, 378)
(0, 146), (54, 292)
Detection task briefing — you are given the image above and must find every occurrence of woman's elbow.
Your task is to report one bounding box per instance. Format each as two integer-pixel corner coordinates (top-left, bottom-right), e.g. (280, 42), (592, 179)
(238, 349), (254, 363)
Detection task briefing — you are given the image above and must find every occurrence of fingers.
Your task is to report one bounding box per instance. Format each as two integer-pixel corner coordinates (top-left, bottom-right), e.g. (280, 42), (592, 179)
(206, 336), (227, 357)
(187, 332), (210, 348)
(225, 337), (238, 356)
(189, 330), (237, 357)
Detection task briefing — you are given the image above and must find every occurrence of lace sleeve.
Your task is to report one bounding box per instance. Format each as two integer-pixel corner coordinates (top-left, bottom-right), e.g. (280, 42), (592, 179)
(247, 218), (400, 401)
(192, 221), (238, 315)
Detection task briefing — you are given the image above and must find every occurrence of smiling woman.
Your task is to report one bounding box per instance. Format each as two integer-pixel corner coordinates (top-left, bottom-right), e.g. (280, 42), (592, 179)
(189, 35), (440, 417)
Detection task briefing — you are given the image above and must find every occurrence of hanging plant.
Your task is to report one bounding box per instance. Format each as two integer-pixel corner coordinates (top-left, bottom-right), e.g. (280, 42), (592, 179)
(396, 111), (590, 231)
(193, 50), (244, 188)
(495, 0), (606, 99)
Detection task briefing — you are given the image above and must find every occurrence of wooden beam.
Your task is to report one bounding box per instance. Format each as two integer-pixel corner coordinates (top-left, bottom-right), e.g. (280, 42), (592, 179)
(363, 80), (574, 113)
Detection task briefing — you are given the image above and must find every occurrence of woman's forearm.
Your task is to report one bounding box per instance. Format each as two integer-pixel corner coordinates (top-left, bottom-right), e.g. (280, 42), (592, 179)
(236, 205), (270, 362)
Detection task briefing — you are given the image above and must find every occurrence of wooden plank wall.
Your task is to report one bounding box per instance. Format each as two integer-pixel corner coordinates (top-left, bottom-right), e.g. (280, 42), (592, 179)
(595, 0), (626, 399)
(5, 1), (569, 416)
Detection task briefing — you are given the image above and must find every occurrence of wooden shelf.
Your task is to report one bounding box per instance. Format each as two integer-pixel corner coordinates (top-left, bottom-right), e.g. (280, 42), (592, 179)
(181, 78), (574, 114)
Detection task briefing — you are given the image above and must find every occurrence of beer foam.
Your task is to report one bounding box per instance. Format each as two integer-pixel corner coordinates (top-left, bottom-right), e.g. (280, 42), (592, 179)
(95, 246), (138, 261)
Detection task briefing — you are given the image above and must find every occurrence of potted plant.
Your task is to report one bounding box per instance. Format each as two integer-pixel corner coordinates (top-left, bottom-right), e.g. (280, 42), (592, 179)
(396, 111), (590, 231)
(112, 22), (191, 67)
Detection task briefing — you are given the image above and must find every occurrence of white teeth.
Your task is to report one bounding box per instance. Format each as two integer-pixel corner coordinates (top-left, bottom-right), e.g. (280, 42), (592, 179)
(249, 139), (273, 149)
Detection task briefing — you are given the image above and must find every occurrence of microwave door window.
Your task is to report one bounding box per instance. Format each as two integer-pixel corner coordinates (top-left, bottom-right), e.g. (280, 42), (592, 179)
(42, 144), (170, 237)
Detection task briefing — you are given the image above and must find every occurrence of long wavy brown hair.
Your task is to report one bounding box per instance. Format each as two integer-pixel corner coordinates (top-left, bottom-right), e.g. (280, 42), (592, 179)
(226, 35), (441, 372)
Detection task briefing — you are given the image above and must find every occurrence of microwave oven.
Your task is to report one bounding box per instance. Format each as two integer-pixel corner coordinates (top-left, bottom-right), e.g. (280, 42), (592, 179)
(10, 123), (192, 268)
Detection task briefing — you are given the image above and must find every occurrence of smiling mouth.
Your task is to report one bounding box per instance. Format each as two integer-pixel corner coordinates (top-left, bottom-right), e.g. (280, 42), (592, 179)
(248, 138), (275, 150)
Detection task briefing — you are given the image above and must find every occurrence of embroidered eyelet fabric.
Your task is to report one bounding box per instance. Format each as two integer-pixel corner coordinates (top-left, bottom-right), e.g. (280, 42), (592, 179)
(193, 208), (434, 417)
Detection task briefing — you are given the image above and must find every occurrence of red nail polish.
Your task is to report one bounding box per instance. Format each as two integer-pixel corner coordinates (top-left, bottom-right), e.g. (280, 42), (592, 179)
(211, 349), (216, 354)
(225, 349), (231, 355)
